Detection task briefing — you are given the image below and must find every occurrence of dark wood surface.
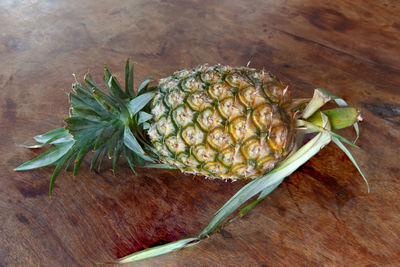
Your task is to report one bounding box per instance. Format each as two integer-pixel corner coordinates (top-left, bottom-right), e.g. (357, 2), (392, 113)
(1, 1), (399, 266)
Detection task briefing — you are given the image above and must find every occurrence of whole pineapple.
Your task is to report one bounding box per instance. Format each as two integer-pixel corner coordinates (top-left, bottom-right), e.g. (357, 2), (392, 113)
(148, 65), (294, 179)
(15, 60), (363, 195)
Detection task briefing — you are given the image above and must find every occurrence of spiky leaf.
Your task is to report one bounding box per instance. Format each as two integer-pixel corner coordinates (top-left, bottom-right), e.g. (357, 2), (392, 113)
(127, 92), (155, 117)
(14, 141), (74, 171)
(137, 77), (152, 94)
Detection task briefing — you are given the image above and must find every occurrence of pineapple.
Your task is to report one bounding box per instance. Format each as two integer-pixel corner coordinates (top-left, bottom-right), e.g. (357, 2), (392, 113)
(148, 65), (295, 180)
(15, 60), (364, 194)
(15, 60), (367, 264)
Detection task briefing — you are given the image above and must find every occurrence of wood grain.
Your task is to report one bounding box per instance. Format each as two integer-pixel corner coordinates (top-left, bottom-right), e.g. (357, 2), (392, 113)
(1, 0), (399, 266)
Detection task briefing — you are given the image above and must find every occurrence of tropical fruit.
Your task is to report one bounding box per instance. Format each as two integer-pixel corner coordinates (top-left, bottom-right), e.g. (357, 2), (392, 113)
(15, 60), (363, 195)
(149, 65), (295, 180)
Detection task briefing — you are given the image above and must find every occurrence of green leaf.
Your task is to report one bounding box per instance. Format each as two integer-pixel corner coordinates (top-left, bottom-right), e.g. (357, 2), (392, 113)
(224, 180), (283, 224)
(14, 141), (74, 171)
(332, 137), (369, 192)
(94, 125), (114, 150)
(21, 135), (72, 149)
(301, 89), (331, 119)
(127, 92), (155, 117)
(123, 126), (155, 162)
(71, 87), (113, 120)
(107, 238), (199, 264)
(329, 131), (358, 148)
(123, 146), (137, 174)
(107, 125), (123, 158)
(96, 146), (108, 172)
(125, 59), (135, 98)
(85, 73), (102, 94)
(138, 111), (153, 124)
(65, 117), (107, 131)
(90, 145), (105, 171)
(300, 117), (358, 148)
(33, 128), (73, 144)
(137, 77), (152, 94)
(86, 72), (125, 111)
(124, 127), (156, 163)
(85, 77), (119, 111)
(233, 180), (283, 219)
(108, 75), (129, 101)
(72, 81), (93, 98)
(72, 105), (102, 121)
(112, 139), (123, 174)
(103, 67), (113, 94)
(353, 122), (360, 143)
(142, 163), (177, 169)
(49, 146), (78, 197)
(258, 179), (283, 199)
(142, 122), (151, 130)
(73, 138), (95, 176)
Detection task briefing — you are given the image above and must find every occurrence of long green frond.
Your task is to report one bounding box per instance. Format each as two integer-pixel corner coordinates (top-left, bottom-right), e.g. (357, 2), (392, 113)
(332, 137), (369, 192)
(14, 141), (74, 171)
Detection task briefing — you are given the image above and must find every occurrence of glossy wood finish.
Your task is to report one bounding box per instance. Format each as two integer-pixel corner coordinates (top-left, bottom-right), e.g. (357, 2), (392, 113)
(1, 0), (399, 266)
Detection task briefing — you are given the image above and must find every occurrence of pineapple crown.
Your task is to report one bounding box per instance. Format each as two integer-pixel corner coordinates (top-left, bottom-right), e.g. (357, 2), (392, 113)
(15, 59), (165, 196)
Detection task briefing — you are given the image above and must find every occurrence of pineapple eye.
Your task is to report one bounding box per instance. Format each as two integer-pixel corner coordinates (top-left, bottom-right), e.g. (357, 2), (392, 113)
(152, 101), (167, 121)
(181, 125), (205, 146)
(229, 116), (256, 142)
(225, 73), (250, 88)
(267, 125), (289, 151)
(165, 158), (185, 169)
(187, 91), (213, 111)
(218, 147), (236, 166)
(177, 153), (200, 168)
(251, 103), (273, 130)
(208, 82), (233, 101)
(174, 69), (192, 79)
(156, 116), (176, 137)
(172, 105), (195, 128)
(165, 89), (186, 109)
(217, 97), (245, 121)
(147, 124), (161, 142)
(181, 76), (202, 92)
(159, 77), (179, 93)
(203, 162), (228, 176)
(247, 70), (274, 85)
(151, 92), (164, 107)
(231, 164), (259, 178)
(238, 86), (266, 108)
(165, 135), (187, 154)
(241, 138), (271, 160)
(263, 81), (286, 103)
(197, 108), (223, 131)
(200, 70), (221, 84)
(257, 156), (276, 172)
(193, 144), (217, 162)
(154, 142), (171, 157)
(207, 127), (233, 150)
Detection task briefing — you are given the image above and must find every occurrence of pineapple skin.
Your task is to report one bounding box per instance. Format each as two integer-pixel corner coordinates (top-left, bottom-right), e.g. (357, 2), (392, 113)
(148, 65), (295, 180)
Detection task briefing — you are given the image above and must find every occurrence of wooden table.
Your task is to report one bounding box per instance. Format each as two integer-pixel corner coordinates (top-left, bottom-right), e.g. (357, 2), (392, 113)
(1, 1), (399, 266)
